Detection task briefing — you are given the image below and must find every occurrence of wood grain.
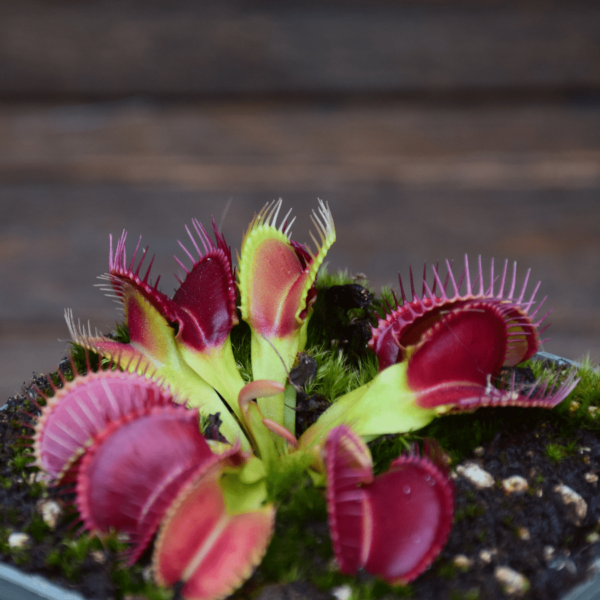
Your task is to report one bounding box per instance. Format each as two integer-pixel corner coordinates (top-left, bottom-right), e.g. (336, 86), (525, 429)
(0, 3), (599, 97)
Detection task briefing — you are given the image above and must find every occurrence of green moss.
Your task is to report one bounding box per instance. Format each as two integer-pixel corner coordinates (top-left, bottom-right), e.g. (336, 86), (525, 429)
(44, 535), (102, 581)
(0, 527), (10, 555)
(304, 346), (378, 404)
(26, 514), (50, 543)
(475, 529), (487, 543)
(349, 578), (413, 600)
(260, 480), (331, 585)
(455, 503), (484, 523)
(266, 452), (313, 505)
(11, 548), (31, 567)
(369, 434), (414, 476)
(545, 440), (578, 462)
(502, 515), (514, 527)
(372, 285), (400, 320)
(111, 567), (174, 600)
(436, 561), (458, 580)
(44, 548), (62, 568)
(27, 482), (44, 499)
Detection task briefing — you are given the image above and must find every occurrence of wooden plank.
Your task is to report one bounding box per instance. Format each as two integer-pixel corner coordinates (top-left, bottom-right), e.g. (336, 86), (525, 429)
(1, 102), (599, 189)
(0, 3), (599, 96)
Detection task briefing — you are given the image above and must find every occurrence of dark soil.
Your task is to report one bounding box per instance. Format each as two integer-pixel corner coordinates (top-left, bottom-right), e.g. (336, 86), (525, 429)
(411, 414), (600, 600)
(2, 366), (600, 600)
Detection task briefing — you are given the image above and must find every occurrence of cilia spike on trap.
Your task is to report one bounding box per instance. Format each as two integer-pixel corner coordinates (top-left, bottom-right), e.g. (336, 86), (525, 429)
(27, 201), (579, 600)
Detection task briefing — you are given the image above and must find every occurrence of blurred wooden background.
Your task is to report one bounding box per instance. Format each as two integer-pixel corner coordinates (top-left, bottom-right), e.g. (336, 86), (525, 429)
(1, 0), (600, 402)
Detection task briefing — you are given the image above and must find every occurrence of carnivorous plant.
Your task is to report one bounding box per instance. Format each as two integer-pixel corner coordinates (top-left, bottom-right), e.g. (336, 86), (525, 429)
(29, 201), (577, 600)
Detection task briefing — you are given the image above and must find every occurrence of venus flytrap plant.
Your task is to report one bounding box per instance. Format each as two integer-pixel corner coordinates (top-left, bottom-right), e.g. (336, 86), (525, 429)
(298, 258), (579, 453)
(28, 201), (579, 600)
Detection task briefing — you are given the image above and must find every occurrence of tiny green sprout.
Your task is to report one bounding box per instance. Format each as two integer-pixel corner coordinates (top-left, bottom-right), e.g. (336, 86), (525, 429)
(45, 548), (62, 569)
(465, 503), (484, 519)
(10, 452), (34, 472)
(545, 441), (577, 462)
(0, 527), (10, 554)
(104, 530), (129, 554)
(26, 514), (49, 543)
(351, 577), (413, 600)
(0, 477), (12, 490)
(437, 561), (458, 580)
(28, 482), (45, 499)
(111, 568), (175, 600)
(51, 536), (97, 581)
(50, 372), (63, 387)
(475, 529), (487, 543)
(64, 536), (94, 563)
(11, 548), (30, 567)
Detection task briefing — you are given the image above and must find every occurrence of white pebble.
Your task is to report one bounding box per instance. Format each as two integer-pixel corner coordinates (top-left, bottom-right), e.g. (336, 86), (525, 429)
(142, 565), (153, 582)
(37, 499), (62, 530)
(90, 550), (106, 564)
(586, 532), (600, 544)
(479, 549), (496, 564)
(517, 527), (530, 541)
(543, 546), (556, 561)
(494, 566), (530, 596)
(456, 462), (495, 489)
(553, 484), (587, 525)
(585, 473), (598, 484)
(331, 585), (353, 600)
(502, 476), (529, 495)
(8, 533), (31, 549)
(453, 554), (473, 570)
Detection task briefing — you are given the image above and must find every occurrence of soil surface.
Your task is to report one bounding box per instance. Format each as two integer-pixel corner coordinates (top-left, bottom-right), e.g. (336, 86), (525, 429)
(2, 367), (600, 600)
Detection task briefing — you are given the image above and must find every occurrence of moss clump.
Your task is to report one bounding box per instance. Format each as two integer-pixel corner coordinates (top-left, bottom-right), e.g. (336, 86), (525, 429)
(545, 440), (578, 462)
(455, 502), (485, 523)
(259, 479), (330, 584)
(26, 513), (50, 543)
